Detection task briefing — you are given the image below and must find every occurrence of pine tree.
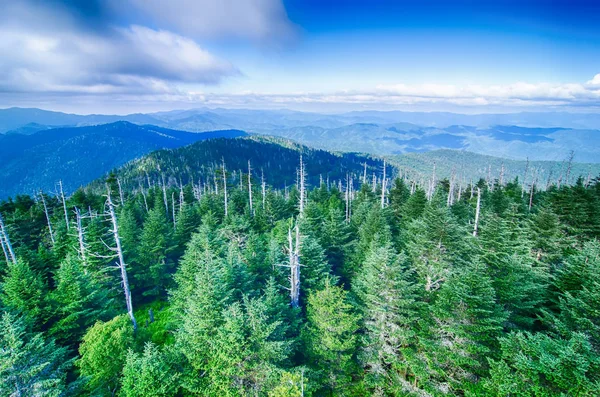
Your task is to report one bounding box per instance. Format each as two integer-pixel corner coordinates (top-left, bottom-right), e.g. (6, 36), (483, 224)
(353, 244), (423, 394)
(121, 343), (180, 397)
(423, 263), (507, 394)
(48, 254), (115, 346)
(1, 259), (47, 325)
(0, 312), (73, 397)
(484, 331), (600, 396)
(78, 315), (136, 396)
(303, 280), (359, 395)
(136, 206), (173, 298)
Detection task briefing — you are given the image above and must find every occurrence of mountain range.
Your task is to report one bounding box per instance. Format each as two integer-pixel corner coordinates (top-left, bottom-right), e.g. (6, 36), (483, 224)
(0, 122), (245, 199)
(1, 107), (599, 163)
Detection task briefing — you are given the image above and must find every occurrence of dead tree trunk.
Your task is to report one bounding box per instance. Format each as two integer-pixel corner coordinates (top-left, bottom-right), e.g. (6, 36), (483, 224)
(565, 150), (575, 185)
(171, 192), (176, 228)
(381, 160), (387, 209)
(499, 162), (505, 186)
(117, 178), (125, 205)
(39, 192), (56, 246)
(106, 186), (137, 331)
(161, 175), (169, 217)
(0, 213), (16, 264)
(59, 180), (69, 230)
(529, 178), (535, 211)
(288, 225), (301, 308)
(140, 186), (149, 213)
(298, 155), (306, 216)
(1, 234), (9, 265)
(345, 173), (350, 222)
(248, 160), (254, 216)
(363, 162), (367, 185)
(473, 187), (481, 237)
(74, 207), (87, 267)
(222, 159), (228, 217)
(261, 169), (266, 210)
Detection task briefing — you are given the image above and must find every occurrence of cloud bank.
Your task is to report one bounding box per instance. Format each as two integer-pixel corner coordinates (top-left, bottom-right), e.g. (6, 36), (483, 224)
(0, 0), (293, 97)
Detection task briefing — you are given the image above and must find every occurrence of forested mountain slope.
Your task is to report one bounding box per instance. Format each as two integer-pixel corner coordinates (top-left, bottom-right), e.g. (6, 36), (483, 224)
(0, 122), (246, 199)
(99, 136), (386, 193)
(1, 144), (600, 395)
(389, 149), (600, 186)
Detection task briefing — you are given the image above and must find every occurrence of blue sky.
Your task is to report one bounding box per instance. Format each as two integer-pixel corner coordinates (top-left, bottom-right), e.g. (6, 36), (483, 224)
(0, 0), (599, 113)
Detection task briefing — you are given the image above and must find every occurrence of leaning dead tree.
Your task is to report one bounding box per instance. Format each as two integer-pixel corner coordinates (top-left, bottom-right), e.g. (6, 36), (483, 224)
(0, 213), (16, 265)
(106, 186), (137, 331)
(473, 187), (481, 237)
(222, 159), (229, 217)
(58, 180), (69, 230)
(39, 191), (56, 246)
(74, 207), (87, 266)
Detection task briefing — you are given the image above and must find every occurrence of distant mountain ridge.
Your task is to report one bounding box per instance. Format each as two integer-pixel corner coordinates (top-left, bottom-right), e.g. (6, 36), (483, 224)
(2, 107), (599, 163)
(0, 122), (246, 199)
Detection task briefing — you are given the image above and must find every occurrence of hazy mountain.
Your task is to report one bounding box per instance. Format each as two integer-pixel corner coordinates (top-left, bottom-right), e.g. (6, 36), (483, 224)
(4, 107), (600, 134)
(2, 107), (600, 165)
(0, 122), (246, 199)
(388, 149), (600, 187)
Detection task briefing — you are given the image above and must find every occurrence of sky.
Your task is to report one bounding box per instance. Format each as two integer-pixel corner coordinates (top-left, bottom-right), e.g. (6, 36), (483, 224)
(0, 0), (599, 114)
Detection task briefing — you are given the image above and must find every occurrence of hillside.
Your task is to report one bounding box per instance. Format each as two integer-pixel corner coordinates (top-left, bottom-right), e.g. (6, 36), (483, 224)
(0, 122), (246, 199)
(388, 149), (600, 187)
(100, 136), (386, 192)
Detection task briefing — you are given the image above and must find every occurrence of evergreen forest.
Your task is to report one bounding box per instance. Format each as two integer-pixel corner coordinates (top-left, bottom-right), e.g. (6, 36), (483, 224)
(1, 139), (600, 396)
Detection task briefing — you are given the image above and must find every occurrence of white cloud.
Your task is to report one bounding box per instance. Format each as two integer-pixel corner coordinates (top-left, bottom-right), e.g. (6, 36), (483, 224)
(0, 2), (237, 95)
(588, 74), (600, 85)
(126, 0), (297, 44)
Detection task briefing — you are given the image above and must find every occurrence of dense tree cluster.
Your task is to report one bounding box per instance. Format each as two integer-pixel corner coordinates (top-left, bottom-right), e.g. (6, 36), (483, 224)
(1, 153), (600, 396)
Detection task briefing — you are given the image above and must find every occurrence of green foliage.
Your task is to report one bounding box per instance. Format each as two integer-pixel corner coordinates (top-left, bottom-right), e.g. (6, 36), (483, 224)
(121, 342), (180, 397)
(77, 315), (136, 396)
(484, 332), (600, 396)
(1, 259), (47, 323)
(0, 312), (74, 397)
(303, 281), (359, 395)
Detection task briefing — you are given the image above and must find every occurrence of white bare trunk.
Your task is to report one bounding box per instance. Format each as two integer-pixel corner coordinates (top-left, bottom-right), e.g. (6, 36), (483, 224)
(381, 160), (387, 209)
(473, 187), (481, 237)
(222, 160), (228, 217)
(565, 150), (575, 185)
(299, 155), (306, 216)
(39, 192), (56, 246)
(171, 192), (176, 228)
(161, 175), (169, 217)
(0, 213), (16, 264)
(499, 162), (505, 186)
(345, 173), (350, 222)
(140, 188), (149, 213)
(117, 178), (125, 205)
(59, 180), (69, 230)
(288, 225), (301, 308)
(363, 162), (367, 185)
(75, 207), (87, 267)
(261, 169), (266, 210)
(248, 160), (253, 215)
(1, 233), (9, 265)
(529, 179), (535, 211)
(106, 187), (137, 331)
